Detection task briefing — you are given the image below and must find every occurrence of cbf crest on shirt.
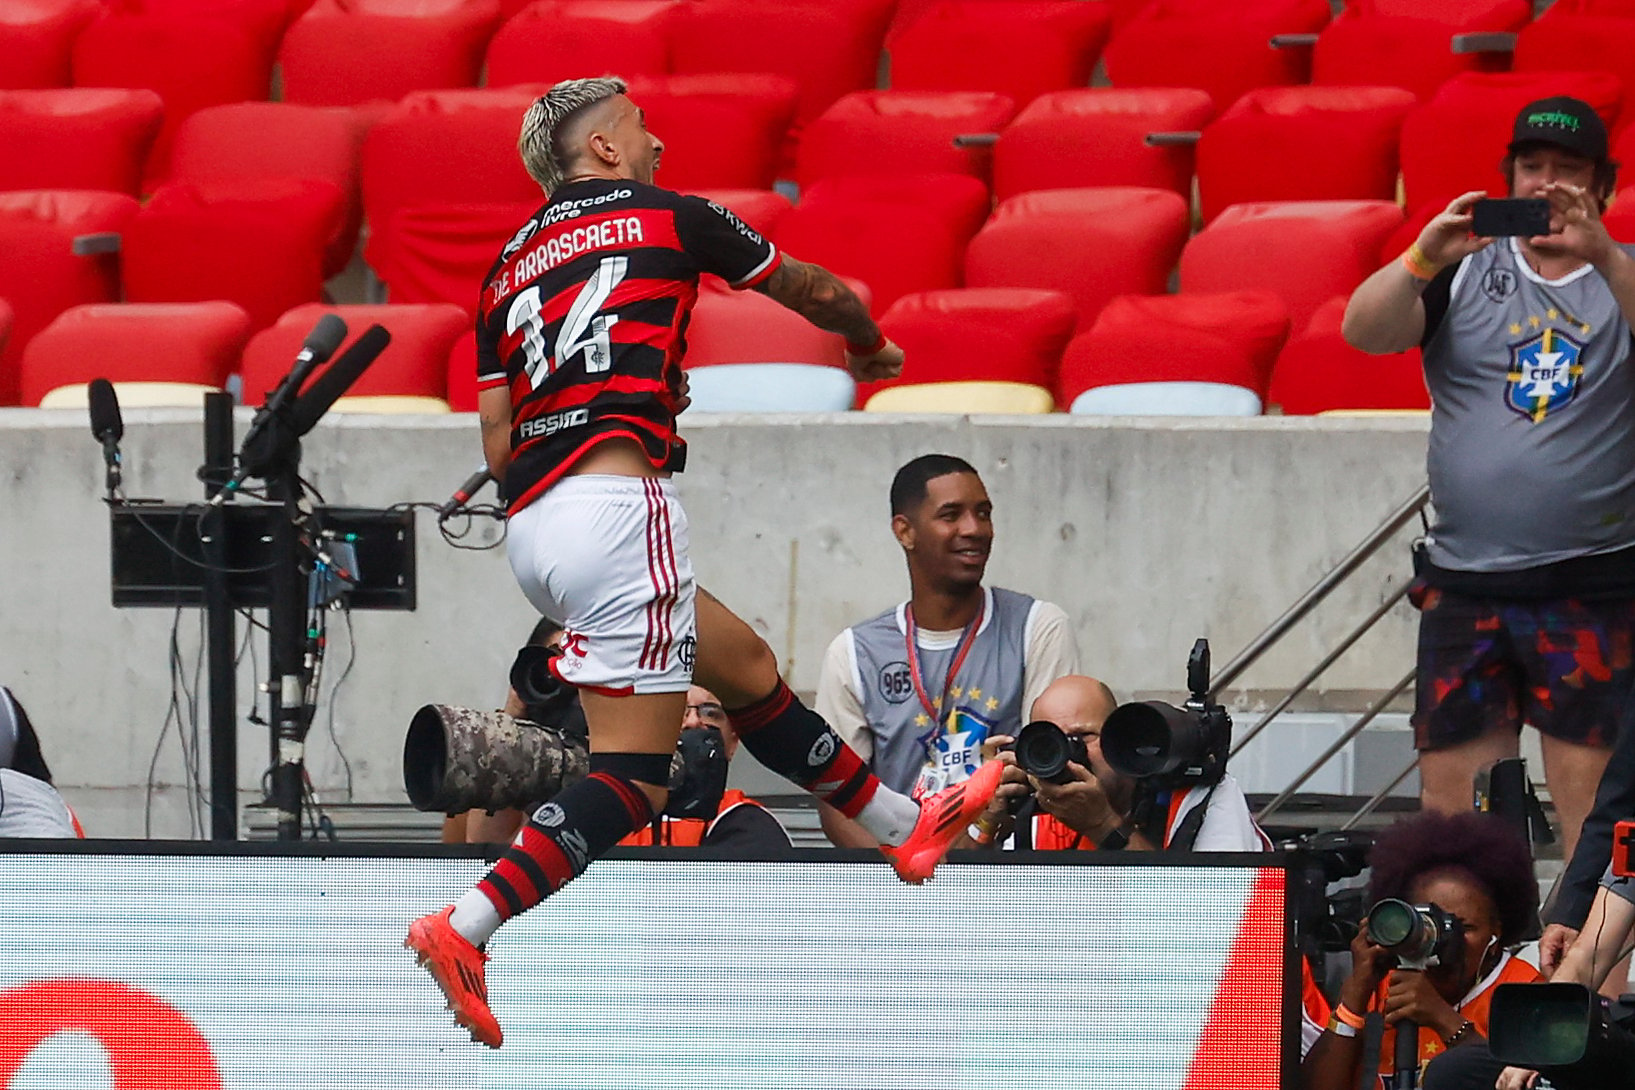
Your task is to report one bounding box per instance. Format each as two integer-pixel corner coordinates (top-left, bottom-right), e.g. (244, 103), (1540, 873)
(475, 179), (781, 514)
(1505, 320), (1587, 421)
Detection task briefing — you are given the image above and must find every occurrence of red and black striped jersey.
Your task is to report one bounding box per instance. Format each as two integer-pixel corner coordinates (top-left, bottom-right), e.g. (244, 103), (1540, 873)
(476, 178), (782, 514)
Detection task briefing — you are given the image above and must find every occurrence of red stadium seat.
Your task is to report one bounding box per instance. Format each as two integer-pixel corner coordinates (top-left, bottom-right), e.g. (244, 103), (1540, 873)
(0, 299), (13, 361)
(992, 88), (1214, 202)
(1058, 291), (1291, 405)
(122, 178), (345, 332)
(166, 102), (371, 277)
(668, 0), (891, 134)
(1312, 0), (1533, 101)
(18, 301), (253, 406)
(684, 189), (793, 241)
(1515, 2), (1635, 113)
(1268, 296), (1428, 415)
(1607, 186), (1635, 244)
(1102, 0), (1332, 112)
(278, 0), (501, 107)
(241, 302), (468, 403)
(0, 189), (139, 405)
(0, 89), (165, 195)
(359, 87), (545, 249)
(71, 13), (274, 181)
(964, 187), (1191, 332)
(367, 201), (536, 311)
(797, 91), (1019, 189)
(107, 0), (301, 68)
(626, 74), (799, 191)
(447, 328), (478, 412)
(887, 1), (1113, 108)
(0, 0), (101, 90)
(485, 0), (673, 88)
(1399, 71), (1623, 215)
(775, 174), (992, 316)
(865, 287), (1077, 407)
(1180, 200), (1404, 333)
(1195, 86), (1416, 223)
(684, 288), (851, 371)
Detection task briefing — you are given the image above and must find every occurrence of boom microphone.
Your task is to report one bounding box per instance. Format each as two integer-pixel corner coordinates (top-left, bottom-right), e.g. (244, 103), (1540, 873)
(213, 323), (391, 503)
(215, 314), (353, 501)
(437, 466), (493, 520)
(288, 323), (392, 437)
(87, 377), (123, 498)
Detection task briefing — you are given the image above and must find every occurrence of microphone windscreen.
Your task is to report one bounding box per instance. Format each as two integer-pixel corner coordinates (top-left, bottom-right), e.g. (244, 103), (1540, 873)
(302, 313), (349, 365)
(289, 324), (392, 437)
(87, 377), (123, 443)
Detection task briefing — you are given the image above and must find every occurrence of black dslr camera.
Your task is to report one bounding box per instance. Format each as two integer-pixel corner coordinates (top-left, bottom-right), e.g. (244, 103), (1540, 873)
(1366, 898), (1463, 971)
(1100, 638), (1232, 789)
(1012, 720), (1090, 785)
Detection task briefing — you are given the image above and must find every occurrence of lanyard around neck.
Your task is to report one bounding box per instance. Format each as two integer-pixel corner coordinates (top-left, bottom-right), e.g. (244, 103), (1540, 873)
(903, 594), (986, 725)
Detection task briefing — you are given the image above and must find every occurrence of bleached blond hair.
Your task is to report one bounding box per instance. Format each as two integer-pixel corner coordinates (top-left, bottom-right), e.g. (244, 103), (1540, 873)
(518, 75), (629, 194)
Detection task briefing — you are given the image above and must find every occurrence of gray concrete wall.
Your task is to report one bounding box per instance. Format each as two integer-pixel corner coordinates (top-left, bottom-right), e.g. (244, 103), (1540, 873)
(0, 408), (1431, 836)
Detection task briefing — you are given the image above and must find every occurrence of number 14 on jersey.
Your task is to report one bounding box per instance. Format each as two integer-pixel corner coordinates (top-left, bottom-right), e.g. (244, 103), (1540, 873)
(507, 255), (630, 388)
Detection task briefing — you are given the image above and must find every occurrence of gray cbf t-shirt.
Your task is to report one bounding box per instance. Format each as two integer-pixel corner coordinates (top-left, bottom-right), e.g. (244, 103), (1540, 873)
(1422, 237), (1635, 572)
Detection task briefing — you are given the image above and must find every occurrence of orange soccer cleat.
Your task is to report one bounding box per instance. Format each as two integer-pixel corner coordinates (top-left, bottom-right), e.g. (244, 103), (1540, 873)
(404, 905), (504, 1048)
(882, 759), (1003, 885)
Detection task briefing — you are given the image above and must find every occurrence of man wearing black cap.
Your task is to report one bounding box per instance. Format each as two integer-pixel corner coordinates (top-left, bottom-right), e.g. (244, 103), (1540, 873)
(1343, 95), (1635, 914)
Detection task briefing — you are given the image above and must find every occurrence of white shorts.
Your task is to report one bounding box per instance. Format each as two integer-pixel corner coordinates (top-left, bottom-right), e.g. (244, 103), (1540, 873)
(507, 475), (696, 695)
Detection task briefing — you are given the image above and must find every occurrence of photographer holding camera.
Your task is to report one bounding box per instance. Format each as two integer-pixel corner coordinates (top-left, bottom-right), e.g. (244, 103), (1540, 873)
(1301, 811), (1542, 1090)
(976, 674), (1267, 853)
(1420, 855), (1635, 1089)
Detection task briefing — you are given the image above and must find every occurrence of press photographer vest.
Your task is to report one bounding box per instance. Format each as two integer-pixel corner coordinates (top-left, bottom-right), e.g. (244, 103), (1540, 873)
(847, 587), (1034, 797)
(619, 789), (760, 847)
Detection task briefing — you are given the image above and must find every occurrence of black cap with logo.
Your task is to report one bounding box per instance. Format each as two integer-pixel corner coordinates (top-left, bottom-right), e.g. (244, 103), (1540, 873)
(1509, 96), (1609, 161)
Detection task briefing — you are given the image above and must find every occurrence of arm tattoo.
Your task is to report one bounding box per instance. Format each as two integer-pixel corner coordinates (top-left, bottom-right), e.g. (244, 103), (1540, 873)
(761, 259), (878, 345)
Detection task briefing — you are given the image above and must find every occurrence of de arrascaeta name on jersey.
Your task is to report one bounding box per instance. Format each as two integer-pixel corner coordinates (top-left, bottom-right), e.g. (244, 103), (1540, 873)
(490, 214), (645, 304)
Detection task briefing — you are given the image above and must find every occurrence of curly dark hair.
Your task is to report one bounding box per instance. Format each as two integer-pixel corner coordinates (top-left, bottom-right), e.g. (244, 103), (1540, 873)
(1365, 811), (1538, 947)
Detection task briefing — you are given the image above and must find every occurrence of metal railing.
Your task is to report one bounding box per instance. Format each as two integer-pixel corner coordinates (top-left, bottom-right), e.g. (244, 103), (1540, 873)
(1207, 483), (1431, 824)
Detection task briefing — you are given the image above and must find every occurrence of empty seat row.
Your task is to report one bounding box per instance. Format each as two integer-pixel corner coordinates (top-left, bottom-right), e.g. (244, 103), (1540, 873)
(0, 172), (1568, 407)
(13, 0), (1635, 145)
(19, 301), (469, 410)
(7, 67), (1619, 259)
(606, 284), (1429, 416)
(14, 291), (1427, 418)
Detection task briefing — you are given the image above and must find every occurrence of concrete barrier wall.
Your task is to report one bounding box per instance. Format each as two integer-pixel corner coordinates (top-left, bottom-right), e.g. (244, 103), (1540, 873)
(0, 408), (1432, 835)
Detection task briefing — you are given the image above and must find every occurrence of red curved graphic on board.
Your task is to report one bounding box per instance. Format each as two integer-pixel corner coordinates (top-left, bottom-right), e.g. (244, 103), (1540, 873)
(0, 978), (222, 1088)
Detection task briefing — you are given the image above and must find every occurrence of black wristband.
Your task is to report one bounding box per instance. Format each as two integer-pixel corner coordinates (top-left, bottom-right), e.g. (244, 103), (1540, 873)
(1098, 824), (1131, 852)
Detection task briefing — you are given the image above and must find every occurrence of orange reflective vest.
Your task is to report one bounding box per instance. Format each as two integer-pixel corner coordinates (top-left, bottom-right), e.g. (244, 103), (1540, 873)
(1372, 952), (1542, 1087)
(618, 789), (763, 847)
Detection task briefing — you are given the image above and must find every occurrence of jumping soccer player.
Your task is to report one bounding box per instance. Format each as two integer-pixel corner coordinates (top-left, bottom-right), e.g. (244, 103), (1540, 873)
(404, 76), (1002, 1049)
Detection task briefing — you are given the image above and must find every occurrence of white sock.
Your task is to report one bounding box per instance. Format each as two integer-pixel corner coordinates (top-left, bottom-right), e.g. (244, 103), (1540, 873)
(856, 787), (921, 847)
(449, 890), (502, 947)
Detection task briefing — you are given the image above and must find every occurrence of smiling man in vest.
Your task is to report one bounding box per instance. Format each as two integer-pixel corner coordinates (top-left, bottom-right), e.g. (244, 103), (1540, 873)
(816, 454), (1081, 848)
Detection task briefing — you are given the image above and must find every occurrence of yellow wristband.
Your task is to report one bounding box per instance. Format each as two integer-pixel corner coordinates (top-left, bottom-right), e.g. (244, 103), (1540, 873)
(1402, 242), (1441, 282)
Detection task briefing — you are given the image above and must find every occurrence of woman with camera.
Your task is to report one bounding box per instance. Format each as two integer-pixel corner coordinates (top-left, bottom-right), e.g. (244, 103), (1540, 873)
(1301, 810), (1542, 1090)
